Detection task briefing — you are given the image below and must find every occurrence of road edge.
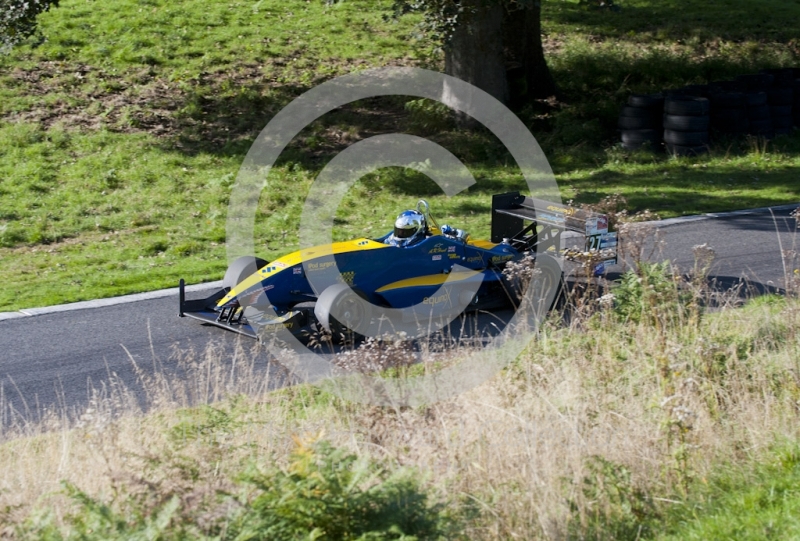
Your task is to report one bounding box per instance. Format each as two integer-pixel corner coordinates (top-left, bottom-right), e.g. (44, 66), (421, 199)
(2, 281), (222, 319)
(2, 201), (798, 320)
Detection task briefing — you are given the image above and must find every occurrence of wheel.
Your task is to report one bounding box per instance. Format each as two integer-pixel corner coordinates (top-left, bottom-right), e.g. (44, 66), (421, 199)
(663, 114), (710, 131)
(314, 283), (372, 336)
(710, 91), (746, 108)
(748, 118), (774, 137)
(672, 84), (709, 97)
(664, 129), (709, 146)
(665, 96), (710, 116)
(767, 87), (793, 106)
(745, 92), (768, 106)
(618, 114), (660, 130)
(223, 255), (268, 290)
(747, 104), (770, 121)
(627, 93), (664, 109)
(770, 105), (792, 118)
(620, 129), (661, 149)
(666, 143), (708, 157)
(619, 105), (661, 118)
(737, 73), (773, 91)
(710, 80), (747, 93)
(760, 68), (795, 87)
(530, 254), (564, 313)
(711, 112), (749, 134)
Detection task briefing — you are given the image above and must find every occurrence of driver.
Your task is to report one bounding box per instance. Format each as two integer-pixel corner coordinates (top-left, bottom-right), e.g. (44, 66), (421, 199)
(385, 209), (427, 247)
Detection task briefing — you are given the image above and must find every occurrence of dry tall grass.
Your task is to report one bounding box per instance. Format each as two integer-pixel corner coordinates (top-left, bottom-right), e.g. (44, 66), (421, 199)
(2, 261), (800, 539)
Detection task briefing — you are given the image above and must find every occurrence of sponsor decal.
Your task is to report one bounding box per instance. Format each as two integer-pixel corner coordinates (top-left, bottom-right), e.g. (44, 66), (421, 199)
(244, 284), (275, 304)
(432, 254), (442, 261)
(600, 231), (618, 248)
(261, 321), (294, 330)
(449, 253), (460, 259)
(466, 255), (483, 263)
(538, 212), (566, 225)
(428, 243), (448, 254)
(423, 289), (452, 308)
(306, 261), (337, 271)
(586, 215), (609, 235)
(546, 204), (575, 216)
(490, 254), (513, 264)
(357, 240), (369, 246)
(273, 261), (288, 269)
(337, 271), (356, 285)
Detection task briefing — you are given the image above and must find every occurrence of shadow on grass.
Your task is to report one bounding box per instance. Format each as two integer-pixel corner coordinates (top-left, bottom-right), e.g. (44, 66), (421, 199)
(565, 163), (800, 215)
(547, 0), (800, 43)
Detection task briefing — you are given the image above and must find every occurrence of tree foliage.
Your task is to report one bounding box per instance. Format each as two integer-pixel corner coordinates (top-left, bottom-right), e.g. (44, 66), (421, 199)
(388, 0), (540, 51)
(1, 0), (59, 53)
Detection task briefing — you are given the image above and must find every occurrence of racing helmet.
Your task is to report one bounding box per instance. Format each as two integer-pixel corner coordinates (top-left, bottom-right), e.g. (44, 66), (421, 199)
(392, 210), (426, 246)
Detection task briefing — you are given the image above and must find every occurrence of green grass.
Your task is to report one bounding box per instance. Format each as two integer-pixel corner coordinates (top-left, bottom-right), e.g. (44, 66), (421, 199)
(2, 0), (800, 310)
(655, 448), (800, 540)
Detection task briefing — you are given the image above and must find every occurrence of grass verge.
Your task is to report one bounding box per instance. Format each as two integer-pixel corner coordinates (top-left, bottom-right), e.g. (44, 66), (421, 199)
(1, 0), (800, 310)
(2, 259), (800, 538)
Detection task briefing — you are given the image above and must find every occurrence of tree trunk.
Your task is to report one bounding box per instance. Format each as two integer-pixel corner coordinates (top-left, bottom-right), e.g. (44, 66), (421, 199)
(504, 0), (558, 104)
(442, 0), (508, 115)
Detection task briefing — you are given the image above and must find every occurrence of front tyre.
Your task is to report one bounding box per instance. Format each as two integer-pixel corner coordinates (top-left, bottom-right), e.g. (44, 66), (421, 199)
(223, 256), (268, 290)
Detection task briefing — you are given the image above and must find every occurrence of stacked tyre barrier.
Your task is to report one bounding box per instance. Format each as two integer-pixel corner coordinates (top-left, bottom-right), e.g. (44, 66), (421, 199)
(709, 87), (748, 135)
(737, 73), (775, 139)
(663, 95), (710, 156)
(761, 69), (794, 135)
(618, 67), (800, 155)
(794, 77), (800, 128)
(618, 93), (664, 150)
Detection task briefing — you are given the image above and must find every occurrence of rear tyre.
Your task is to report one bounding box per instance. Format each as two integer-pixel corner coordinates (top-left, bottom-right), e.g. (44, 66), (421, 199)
(531, 254), (564, 314)
(314, 283), (372, 337)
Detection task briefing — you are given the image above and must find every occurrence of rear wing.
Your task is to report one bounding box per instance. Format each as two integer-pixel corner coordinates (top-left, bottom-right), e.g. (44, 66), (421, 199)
(491, 192), (618, 268)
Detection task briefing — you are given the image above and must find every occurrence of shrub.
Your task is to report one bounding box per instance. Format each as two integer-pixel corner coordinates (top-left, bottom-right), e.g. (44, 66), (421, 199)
(613, 261), (683, 325)
(228, 436), (452, 540)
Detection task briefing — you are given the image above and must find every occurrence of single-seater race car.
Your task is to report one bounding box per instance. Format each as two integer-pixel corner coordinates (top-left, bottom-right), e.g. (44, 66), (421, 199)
(179, 192), (618, 340)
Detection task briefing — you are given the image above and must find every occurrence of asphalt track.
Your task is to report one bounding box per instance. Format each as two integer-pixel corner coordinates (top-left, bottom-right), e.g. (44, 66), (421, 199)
(1, 204), (798, 419)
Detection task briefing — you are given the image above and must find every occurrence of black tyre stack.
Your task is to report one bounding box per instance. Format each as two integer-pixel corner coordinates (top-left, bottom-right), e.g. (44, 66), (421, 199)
(737, 73), (774, 139)
(618, 93), (664, 150)
(669, 84), (710, 99)
(709, 80), (749, 136)
(793, 75), (800, 128)
(761, 69), (794, 135)
(617, 67), (800, 157)
(745, 91), (773, 138)
(663, 95), (710, 156)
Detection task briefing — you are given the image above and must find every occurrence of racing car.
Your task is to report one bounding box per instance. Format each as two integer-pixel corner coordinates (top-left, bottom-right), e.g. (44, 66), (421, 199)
(179, 192), (618, 340)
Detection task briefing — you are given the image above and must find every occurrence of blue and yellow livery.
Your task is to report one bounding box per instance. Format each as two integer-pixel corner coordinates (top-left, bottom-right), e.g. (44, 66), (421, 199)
(178, 193), (617, 340)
